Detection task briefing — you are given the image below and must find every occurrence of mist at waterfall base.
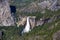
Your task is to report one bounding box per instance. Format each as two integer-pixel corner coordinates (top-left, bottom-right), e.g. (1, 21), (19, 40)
(21, 17), (31, 35)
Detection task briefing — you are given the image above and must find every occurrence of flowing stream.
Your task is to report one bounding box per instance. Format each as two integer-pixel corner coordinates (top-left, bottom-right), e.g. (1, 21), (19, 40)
(22, 17), (31, 34)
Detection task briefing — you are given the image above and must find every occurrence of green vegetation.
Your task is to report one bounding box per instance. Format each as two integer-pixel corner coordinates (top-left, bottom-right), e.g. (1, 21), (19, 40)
(10, 0), (36, 8)
(1, 0), (60, 40)
(1, 9), (60, 40)
(1, 21), (60, 40)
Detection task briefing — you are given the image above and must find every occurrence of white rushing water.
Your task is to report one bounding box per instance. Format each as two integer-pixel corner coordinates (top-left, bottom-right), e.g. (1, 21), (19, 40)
(22, 17), (31, 34)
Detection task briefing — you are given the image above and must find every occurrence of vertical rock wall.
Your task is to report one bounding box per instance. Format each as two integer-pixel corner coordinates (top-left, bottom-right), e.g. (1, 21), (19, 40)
(0, 0), (15, 26)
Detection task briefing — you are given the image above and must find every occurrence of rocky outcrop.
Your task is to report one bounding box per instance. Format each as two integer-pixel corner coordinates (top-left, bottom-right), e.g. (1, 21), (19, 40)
(29, 16), (36, 29)
(48, 0), (58, 11)
(19, 1), (51, 13)
(22, 17), (31, 34)
(16, 16), (27, 27)
(16, 16), (36, 29)
(0, 0), (15, 26)
(16, 14), (60, 29)
(48, 0), (60, 11)
(36, 18), (44, 26)
(19, 2), (39, 13)
(18, 0), (60, 13)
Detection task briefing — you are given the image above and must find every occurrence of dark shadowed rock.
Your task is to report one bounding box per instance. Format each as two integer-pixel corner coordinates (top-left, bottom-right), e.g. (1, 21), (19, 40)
(0, 31), (3, 40)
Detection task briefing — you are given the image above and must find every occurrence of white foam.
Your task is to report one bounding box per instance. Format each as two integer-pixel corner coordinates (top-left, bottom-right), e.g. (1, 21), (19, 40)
(22, 17), (31, 34)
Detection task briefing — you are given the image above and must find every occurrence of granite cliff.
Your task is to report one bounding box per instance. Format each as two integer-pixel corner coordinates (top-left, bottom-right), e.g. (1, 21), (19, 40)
(0, 0), (15, 26)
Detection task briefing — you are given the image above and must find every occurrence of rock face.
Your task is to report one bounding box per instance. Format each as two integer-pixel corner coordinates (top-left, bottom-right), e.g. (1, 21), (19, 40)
(38, 1), (51, 9)
(0, 0), (15, 26)
(19, 2), (39, 13)
(29, 16), (36, 29)
(16, 16), (27, 27)
(18, 0), (60, 13)
(16, 16), (36, 29)
(36, 18), (44, 26)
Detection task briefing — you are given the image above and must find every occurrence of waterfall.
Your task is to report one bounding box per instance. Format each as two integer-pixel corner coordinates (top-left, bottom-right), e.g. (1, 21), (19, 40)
(21, 17), (31, 34)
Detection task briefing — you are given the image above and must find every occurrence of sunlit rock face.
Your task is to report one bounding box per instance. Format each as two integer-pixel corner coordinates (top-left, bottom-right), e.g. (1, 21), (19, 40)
(29, 16), (36, 29)
(16, 16), (27, 27)
(22, 17), (31, 34)
(0, 0), (15, 26)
